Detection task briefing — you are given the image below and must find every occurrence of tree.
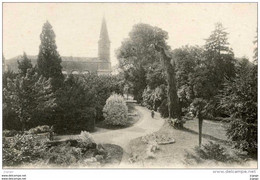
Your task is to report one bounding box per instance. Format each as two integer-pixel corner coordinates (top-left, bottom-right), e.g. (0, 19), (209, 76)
(193, 23), (236, 118)
(3, 69), (56, 130)
(2, 54), (6, 73)
(54, 75), (97, 134)
(204, 22), (235, 90)
(154, 45), (181, 121)
(191, 98), (208, 147)
(37, 21), (64, 90)
(173, 45), (204, 108)
(219, 58), (257, 157)
(116, 23), (168, 102)
(18, 52), (33, 77)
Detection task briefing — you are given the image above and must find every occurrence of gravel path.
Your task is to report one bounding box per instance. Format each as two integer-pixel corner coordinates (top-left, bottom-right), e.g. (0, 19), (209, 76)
(55, 105), (165, 167)
(92, 105), (165, 152)
(93, 105), (165, 167)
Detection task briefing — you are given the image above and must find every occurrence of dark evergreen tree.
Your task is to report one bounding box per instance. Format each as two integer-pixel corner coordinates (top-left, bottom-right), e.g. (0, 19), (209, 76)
(2, 54), (6, 73)
(18, 52), (33, 77)
(219, 58), (257, 157)
(154, 45), (181, 121)
(204, 22), (235, 89)
(37, 21), (64, 90)
(4, 69), (56, 131)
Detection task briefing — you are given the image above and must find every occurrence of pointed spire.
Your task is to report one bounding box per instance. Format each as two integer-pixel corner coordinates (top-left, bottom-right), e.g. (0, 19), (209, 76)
(99, 17), (110, 42)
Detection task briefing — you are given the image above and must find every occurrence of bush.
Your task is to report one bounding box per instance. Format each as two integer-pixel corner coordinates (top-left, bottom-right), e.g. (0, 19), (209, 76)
(103, 94), (128, 126)
(142, 85), (167, 111)
(185, 141), (250, 165)
(82, 74), (124, 122)
(168, 118), (185, 129)
(3, 130), (21, 137)
(46, 143), (83, 166)
(226, 119), (257, 157)
(194, 141), (229, 162)
(158, 99), (169, 118)
(3, 133), (48, 167)
(28, 125), (50, 134)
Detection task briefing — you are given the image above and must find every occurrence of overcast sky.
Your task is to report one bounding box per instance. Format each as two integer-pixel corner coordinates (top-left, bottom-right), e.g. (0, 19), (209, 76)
(3, 3), (257, 66)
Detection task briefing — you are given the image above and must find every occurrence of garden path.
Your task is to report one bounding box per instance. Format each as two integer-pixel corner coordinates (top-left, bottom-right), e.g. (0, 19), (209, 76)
(92, 105), (165, 152)
(55, 105), (165, 167)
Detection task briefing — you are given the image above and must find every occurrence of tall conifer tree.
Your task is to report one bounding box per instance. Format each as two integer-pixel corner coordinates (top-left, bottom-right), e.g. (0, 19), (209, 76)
(18, 52), (33, 77)
(37, 21), (64, 90)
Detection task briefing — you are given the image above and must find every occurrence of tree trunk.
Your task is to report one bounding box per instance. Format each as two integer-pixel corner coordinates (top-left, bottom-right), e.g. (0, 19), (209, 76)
(198, 114), (203, 147)
(155, 46), (181, 119)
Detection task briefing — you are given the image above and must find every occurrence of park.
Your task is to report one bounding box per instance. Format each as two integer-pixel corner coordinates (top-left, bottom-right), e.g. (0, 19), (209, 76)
(2, 3), (257, 168)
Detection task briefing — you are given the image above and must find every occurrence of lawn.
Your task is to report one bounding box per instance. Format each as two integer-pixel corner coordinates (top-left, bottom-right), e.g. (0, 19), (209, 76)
(128, 119), (257, 168)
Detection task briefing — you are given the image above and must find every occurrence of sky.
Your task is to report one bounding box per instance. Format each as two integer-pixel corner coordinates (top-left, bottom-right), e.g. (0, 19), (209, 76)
(3, 3), (257, 66)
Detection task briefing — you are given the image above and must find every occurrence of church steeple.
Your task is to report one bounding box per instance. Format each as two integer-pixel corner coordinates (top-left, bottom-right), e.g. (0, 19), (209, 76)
(98, 17), (110, 62)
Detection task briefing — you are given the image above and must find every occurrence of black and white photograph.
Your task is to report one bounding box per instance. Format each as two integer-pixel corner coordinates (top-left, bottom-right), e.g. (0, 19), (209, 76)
(1, 1), (258, 175)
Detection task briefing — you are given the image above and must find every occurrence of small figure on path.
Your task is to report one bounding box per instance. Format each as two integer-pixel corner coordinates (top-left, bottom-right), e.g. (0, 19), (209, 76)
(151, 110), (155, 118)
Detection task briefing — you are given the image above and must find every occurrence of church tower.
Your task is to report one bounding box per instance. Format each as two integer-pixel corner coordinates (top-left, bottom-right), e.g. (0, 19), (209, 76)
(98, 17), (110, 62)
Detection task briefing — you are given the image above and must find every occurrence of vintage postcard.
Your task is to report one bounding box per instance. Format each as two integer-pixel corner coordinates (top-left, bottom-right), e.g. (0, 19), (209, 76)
(2, 2), (258, 177)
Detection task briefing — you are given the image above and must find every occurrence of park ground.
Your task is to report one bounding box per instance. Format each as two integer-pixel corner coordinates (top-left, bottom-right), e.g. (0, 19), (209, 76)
(56, 103), (257, 168)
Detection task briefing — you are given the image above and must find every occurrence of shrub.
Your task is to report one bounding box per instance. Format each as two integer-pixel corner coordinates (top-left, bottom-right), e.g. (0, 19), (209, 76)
(3, 133), (48, 167)
(226, 119), (257, 157)
(3, 130), (21, 137)
(185, 141), (250, 165)
(46, 143), (83, 166)
(158, 99), (168, 118)
(168, 118), (185, 129)
(142, 85), (167, 111)
(78, 131), (95, 145)
(194, 141), (229, 162)
(103, 94), (128, 126)
(82, 74), (124, 122)
(28, 125), (50, 134)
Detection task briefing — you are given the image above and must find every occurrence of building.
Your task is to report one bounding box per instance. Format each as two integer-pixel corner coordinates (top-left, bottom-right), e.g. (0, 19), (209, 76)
(5, 18), (112, 75)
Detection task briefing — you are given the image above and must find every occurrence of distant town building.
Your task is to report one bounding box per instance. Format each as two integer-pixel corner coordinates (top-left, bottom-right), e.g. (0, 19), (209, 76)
(5, 17), (112, 75)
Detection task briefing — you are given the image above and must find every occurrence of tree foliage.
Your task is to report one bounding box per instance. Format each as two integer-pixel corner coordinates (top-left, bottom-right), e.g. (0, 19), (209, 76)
(37, 21), (64, 90)
(117, 23), (168, 102)
(3, 68), (56, 130)
(54, 75), (97, 134)
(18, 52), (33, 77)
(219, 58), (257, 156)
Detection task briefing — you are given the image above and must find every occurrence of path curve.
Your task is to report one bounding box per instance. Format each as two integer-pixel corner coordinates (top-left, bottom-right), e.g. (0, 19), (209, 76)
(55, 104), (165, 167)
(92, 105), (165, 153)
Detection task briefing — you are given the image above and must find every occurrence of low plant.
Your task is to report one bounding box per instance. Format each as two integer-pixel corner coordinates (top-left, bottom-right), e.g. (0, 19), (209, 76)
(3, 133), (48, 167)
(28, 125), (50, 134)
(194, 141), (228, 162)
(46, 142), (83, 166)
(3, 129), (21, 137)
(185, 141), (249, 165)
(168, 118), (185, 129)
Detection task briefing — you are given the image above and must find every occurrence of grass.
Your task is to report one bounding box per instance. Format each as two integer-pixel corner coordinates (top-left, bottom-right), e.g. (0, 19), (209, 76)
(128, 119), (257, 168)
(96, 102), (140, 130)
